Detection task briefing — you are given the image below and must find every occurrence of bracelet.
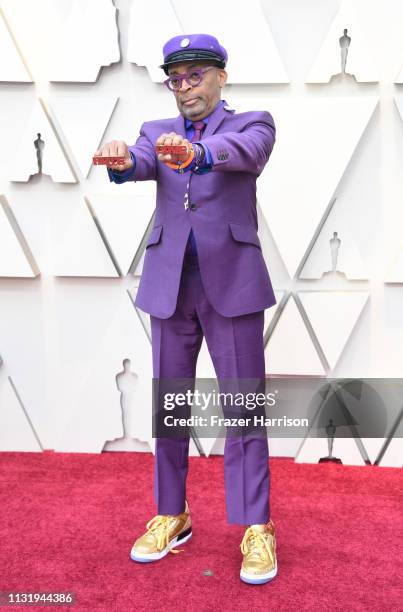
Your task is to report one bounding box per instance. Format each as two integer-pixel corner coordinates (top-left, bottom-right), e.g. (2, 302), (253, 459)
(165, 147), (195, 171)
(193, 143), (205, 166)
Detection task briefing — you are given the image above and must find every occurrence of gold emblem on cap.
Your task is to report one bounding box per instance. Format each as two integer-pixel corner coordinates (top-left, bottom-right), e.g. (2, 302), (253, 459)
(180, 38), (190, 48)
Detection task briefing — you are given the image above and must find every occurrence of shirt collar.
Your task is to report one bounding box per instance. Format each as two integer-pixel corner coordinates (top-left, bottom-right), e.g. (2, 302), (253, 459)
(184, 99), (225, 128)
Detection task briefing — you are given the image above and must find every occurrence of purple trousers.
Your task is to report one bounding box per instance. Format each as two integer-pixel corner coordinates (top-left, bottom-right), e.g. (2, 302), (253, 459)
(150, 252), (270, 525)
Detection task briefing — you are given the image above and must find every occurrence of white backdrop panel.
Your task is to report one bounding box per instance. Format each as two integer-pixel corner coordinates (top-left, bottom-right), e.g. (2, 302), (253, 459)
(53, 198), (119, 277)
(56, 291), (153, 453)
(48, 97), (119, 178)
(0, 283), (49, 448)
(0, 196), (39, 277)
(127, 0), (288, 83)
(232, 96), (378, 278)
(0, 0), (402, 460)
(299, 198), (369, 280)
(87, 194), (155, 277)
(0, 9), (31, 81)
(305, 0), (380, 83)
(298, 291), (370, 370)
(265, 296), (326, 376)
(8, 100), (76, 183)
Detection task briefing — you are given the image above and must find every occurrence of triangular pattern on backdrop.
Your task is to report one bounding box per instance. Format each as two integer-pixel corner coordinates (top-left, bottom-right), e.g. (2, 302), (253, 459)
(384, 101), (403, 283)
(264, 291), (284, 337)
(244, 96), (378, 277)
(127, 0), (180, 82)
(385, 112), (403, 283)
(0, 288), (48, 448)
(48, 0), (120, 82)
(378, 437), (403, 467)
(376, 393), (403, 467)
(295, 377), (366, 465)
(0, 376), (42, 451)
(298, 291), (370, 370)
(265, 295), (326, 375)
(128, 0), (289, 83)
(0, 9), (31, 81)
(299, 199), (369, 279)
(8, 99), (76, 183)
(133, 248), (146, 277)
(86, 194), (155, 276)
(0, 195), (39, 277)
(394, 96), (403, 121)
(362, 437), (396, 466)
(305, 0), (380, 83)
(295, 436), (366, 465)
(385, 100), (403, 283)
(48, 97), (118, 178)
(336, 379), (402, 466)
(53, 198), (119, 277)
(56, 291), (153, 453)
(377, 410), (403, 467)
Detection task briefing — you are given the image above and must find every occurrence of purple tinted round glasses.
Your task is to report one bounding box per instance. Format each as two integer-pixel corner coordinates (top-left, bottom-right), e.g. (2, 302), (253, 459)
(163, 66), (216, 91)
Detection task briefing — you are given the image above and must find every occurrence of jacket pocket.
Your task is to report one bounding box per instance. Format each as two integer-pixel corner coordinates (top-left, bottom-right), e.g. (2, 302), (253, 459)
(145, 224), (163, 248)
(228, 222), (261, 249)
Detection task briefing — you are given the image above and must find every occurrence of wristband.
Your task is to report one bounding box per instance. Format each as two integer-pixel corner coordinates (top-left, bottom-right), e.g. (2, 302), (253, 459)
(165, 146), (195, 171)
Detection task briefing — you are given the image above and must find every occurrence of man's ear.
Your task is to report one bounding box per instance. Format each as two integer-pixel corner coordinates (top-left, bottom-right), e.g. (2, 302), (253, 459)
(218, 69), (228, 88)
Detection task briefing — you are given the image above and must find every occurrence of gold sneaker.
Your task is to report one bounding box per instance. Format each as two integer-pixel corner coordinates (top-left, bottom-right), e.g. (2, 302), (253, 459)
(130, 500), (192, 563)
(240, 519), (278, 584)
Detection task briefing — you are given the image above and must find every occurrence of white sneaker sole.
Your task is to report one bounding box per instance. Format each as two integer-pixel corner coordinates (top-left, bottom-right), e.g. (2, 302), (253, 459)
(240, 562), (278, 584)
(130, 528), (192, 563)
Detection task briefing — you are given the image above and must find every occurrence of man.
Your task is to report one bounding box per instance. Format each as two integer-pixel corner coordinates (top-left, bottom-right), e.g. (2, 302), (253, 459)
(95, 33), (277, 585)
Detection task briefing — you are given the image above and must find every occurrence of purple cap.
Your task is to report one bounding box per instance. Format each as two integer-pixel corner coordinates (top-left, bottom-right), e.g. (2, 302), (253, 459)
(160, 33), (228, 74)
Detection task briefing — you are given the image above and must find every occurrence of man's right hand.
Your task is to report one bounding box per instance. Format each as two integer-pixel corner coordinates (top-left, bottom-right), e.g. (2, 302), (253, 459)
(94, 140), (133, 172)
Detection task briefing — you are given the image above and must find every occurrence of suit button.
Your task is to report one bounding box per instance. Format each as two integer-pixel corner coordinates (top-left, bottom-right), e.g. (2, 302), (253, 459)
(189, 202), (197, 211)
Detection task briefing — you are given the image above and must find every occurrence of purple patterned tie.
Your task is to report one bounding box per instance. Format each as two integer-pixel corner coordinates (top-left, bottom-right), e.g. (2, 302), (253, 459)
(185, 120), (206, 255)
(191, 120), (206, 143)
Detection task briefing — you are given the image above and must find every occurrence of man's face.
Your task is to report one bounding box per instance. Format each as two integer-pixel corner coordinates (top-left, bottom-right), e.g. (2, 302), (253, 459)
(167, 59), (227, 120)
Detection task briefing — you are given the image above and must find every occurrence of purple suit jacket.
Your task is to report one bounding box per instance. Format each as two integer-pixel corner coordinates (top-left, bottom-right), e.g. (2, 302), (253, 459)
(116, 99), (277, 319)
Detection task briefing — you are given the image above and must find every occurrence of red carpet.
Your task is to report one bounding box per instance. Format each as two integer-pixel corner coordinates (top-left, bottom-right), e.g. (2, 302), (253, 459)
(0, 452), (401, 611)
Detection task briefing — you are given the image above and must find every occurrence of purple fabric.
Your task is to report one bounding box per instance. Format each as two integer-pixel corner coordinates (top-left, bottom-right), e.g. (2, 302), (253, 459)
(185, 119), (207, 255)
(109, 99), (276, 525)
(107, 108), (217, 184)
(108, 101), (220, 205)
(151, 252), (270, 525)
(126, 99), (276, 318)
(108, 104), (221, 255)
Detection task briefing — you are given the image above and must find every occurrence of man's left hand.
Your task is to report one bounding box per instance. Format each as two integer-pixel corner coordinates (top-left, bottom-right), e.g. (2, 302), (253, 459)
(156, 132), (193, 164)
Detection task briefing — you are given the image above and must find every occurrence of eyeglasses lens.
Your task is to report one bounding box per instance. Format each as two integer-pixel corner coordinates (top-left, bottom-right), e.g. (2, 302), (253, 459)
(168, 70), (203, 91)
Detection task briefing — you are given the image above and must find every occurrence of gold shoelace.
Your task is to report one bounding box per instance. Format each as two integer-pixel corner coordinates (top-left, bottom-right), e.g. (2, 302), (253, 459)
(240, 527), (275, 565)
(145, 515), (184, 555)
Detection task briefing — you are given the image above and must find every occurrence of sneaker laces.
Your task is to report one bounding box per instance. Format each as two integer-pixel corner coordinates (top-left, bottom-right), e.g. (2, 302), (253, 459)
(240, 526), (275, 565)
(145, 515), (184, 555)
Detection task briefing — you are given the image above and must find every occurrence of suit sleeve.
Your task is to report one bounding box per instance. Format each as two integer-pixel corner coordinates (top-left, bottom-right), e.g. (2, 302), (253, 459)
(200, 111), (276, 176)
(107, 122), (157, 184)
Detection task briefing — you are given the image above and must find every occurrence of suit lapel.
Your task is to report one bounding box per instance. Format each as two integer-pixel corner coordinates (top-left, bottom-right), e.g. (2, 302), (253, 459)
(202, 99), (229, 137)
(173, 113), (186, 137)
